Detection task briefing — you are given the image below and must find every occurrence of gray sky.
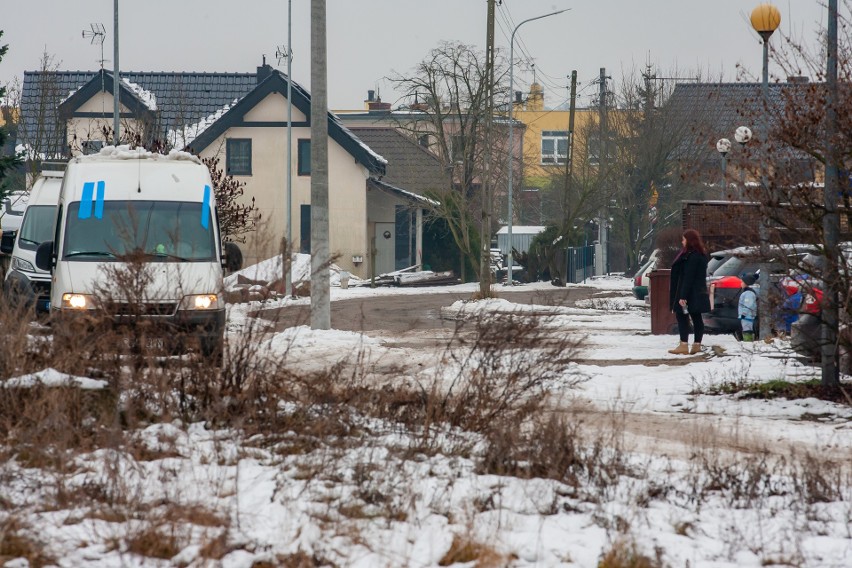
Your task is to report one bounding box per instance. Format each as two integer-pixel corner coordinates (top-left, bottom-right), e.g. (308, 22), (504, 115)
(1, 1), (830, 110)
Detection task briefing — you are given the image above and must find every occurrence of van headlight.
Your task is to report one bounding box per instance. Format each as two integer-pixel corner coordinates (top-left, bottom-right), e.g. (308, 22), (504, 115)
(61, 293), (95, 310)
(11, 256), (35, 273)
(179, 294), (221, 310)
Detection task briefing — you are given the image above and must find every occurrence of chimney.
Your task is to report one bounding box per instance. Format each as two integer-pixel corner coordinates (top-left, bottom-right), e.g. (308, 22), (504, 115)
(367, 94), (391, 112)
(515, 91), (523, 104)
(367, 90), (375, 102)
(527, 82), (544, 111)
(256, 55), (273, 84)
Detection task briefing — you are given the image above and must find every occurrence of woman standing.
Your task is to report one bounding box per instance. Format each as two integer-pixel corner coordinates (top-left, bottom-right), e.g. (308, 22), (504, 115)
(668, 229), (711, 354)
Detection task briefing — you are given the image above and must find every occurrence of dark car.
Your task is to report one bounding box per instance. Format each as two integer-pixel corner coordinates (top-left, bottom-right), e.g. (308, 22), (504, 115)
(703, 246), (813, 335)
(707, 248), (737, 276)
(789, 249), (852, 358)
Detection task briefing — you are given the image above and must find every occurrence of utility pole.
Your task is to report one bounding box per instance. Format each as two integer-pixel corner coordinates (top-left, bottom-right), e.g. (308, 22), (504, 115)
(561, 71), (577, 284)
(597, 68), (609, 275)
(563, 71), (577, 215)
(310, 0), (330, 330)
(112, 0), (119, 145)
(822, 0), (840, 386)
(479, 0), (496, 297)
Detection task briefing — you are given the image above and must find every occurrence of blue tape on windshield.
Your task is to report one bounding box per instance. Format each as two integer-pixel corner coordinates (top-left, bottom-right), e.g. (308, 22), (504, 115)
(79, 182), (94, 219)
(94, 181), (105, 219)
(201, 184), (211, 229)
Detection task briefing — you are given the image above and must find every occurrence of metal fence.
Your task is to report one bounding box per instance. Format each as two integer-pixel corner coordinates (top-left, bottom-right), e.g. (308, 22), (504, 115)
(566, 245), (596, 284)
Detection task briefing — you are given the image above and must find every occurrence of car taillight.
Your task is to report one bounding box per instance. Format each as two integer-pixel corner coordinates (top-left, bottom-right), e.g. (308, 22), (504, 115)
(635, 275), (641, 286)
(802, 288), (823, 315)
(712, 275), (743, 289)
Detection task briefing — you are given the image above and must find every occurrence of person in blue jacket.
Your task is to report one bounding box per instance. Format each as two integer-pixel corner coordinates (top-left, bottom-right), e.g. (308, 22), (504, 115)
(668, 229), (712, 354)
(738, 272), (759, 342)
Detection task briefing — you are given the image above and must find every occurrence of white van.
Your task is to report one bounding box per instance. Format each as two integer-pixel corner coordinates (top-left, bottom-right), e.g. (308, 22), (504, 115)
(2, 170), (64, 312)
(35, 146), (240, 357)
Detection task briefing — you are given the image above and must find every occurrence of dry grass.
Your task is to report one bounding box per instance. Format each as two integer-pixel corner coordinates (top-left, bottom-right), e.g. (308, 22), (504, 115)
(438, 534), (509, 567)
(1, 257), (851, 563)
(598, 538), (663, 568)
(0, 517), (56, 567)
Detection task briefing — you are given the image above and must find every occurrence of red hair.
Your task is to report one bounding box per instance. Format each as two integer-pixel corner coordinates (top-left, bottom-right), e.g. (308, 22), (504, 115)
(683, 229), (706, 255)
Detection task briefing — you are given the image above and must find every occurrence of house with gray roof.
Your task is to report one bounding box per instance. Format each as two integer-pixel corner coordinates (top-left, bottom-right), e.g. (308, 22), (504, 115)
(664, 81), (817, 187)
(17, 62), (432, 278)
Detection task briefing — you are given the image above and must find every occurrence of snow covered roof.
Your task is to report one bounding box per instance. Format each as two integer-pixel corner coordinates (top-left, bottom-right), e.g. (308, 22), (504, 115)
(496, 225), (547, 235)
(18, 66), (387, 176)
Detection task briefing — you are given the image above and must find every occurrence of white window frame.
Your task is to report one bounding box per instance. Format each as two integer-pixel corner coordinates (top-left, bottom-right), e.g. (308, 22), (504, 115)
(541, 130), (568, 165)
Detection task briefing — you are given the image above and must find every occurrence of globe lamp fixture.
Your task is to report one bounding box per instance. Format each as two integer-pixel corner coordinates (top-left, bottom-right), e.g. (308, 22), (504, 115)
(751, 3), (781, 40)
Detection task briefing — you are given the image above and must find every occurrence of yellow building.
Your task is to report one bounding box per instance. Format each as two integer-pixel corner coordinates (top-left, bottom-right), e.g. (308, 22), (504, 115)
(511, 82), (602, 192)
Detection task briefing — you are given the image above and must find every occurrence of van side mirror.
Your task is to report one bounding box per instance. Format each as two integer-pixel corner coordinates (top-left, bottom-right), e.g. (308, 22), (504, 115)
(222, 242), (243, 273)
(0, 231), (15, 255)
(35, 240), (55, 272)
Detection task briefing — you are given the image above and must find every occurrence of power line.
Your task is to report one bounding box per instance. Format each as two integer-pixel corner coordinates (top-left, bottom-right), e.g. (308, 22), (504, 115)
(496, 1), (575, 107)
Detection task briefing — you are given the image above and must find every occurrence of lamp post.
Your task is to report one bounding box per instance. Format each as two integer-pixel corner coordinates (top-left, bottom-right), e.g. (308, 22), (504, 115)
(505, 8), (569, 285)
(734, 125), (753, 200)
(286, 0), (293, 298)
(716, 138), (731, 199)
(750, 3), (781, 340)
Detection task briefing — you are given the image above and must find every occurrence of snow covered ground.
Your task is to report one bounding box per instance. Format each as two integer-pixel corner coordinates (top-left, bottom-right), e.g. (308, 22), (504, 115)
(2, 275), (850, 567)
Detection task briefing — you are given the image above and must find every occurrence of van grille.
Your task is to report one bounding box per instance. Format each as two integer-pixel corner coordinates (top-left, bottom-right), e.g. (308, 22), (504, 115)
(105, 302), (178, 317)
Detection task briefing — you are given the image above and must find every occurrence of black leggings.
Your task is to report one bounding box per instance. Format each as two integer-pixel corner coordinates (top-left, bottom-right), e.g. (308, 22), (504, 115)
(675, 310), (704, 343)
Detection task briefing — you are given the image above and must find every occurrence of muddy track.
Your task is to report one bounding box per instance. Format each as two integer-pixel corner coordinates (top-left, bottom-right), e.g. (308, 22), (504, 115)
(255, 286), (602, 333)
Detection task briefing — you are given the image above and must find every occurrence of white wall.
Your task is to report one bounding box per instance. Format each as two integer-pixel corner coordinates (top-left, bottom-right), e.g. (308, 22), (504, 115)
(201, 93), (372, 278)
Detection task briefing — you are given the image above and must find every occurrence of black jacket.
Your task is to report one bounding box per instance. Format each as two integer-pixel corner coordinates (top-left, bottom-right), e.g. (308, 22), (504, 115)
(669, 250), (711, 313)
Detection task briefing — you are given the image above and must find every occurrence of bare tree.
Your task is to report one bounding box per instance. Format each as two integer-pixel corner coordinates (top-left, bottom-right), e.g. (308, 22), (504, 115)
(387, 42), (511, 285)
(13, 51), (66, 180)
(734, 0), (852, 388)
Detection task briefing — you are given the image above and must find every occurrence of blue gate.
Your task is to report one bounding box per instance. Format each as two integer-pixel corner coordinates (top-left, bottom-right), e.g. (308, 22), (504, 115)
(565, 245), (595, 284)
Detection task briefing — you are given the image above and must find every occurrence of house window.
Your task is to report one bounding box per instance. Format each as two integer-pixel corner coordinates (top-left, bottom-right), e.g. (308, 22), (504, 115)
(82, 140), (105, 155)
(226, 139), (252, 175)
(298, 139), (311, 176)
(541, 131), (568, 165)
(300, 204), (311, 253)
(587, 132), (614, 167)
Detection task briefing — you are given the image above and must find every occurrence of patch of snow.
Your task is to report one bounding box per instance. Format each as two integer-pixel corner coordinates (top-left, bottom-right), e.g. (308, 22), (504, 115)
(168, 98), (240, 149)
(121, 78), (157, 110)
(3, 367), (108, 390)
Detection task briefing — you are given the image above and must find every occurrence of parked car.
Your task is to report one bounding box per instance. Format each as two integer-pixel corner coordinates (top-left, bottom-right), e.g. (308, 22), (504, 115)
(704, 245), (813, 335)
(2, 171), (63, 313)
(789, 248), (852, 358)
(707, 248), (737, 276)
(632, 249), (658, 300)
(0, 190), (29, 233)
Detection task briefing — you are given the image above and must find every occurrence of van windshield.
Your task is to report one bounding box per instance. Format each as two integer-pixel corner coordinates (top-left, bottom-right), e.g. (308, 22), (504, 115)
(18, 205), (56, 250)
(63, 200), (215, 261)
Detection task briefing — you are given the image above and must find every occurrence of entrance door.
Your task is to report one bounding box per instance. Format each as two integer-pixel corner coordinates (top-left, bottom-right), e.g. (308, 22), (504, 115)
(375, 222), (395, 276)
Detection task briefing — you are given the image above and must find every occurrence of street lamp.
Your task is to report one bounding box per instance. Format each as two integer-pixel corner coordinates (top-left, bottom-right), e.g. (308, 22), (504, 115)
(751, 3), (781, 340)
(505, 8), (569, 285)
(716, 138), (731, 198)
(734, 125), (753, 200)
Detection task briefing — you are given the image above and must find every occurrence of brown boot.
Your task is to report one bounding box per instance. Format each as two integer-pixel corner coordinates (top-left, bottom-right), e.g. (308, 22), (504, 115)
(668, 341), (689, 355)
(690, 343), (702, 355)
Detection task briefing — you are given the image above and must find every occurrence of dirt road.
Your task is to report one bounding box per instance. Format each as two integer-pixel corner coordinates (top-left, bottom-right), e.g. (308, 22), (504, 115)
(255, 285), (606, 333)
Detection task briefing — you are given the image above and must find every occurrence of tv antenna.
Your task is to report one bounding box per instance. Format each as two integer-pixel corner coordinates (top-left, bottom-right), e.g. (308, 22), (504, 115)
(82, 23), (107, 69)
(275, 45), (293, 67)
